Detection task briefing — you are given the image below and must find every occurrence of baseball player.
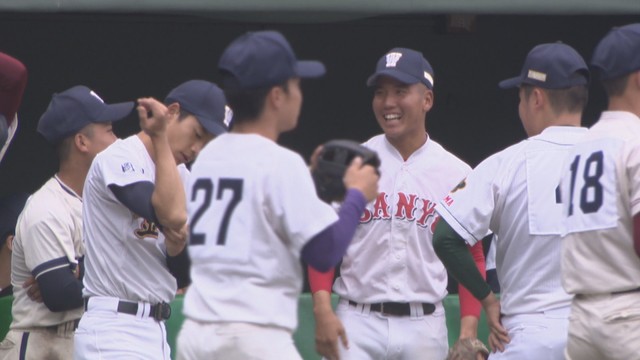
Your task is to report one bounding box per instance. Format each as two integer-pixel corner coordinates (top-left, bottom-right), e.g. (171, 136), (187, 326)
(0, 51), (27, 165)
(559, 23), (640, 360)
(308, 47), (484, 360)
(0, 85), (133, 360)
(432, 42), (590, 359)
(74, 80), (229, 360)
(176, 30), (379, 360)
(0, 192), (30, 298)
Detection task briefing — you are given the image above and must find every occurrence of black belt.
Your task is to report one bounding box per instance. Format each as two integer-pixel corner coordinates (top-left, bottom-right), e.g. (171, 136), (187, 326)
(84, 298), (171, 321)
(611, 287), (640, 296)
(349, 300), (435, 316)
(45, 318), (80, 332)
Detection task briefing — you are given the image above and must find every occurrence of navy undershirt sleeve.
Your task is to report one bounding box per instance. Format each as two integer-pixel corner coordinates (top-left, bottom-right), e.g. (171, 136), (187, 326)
(109, 182), (159, 225)
(32, 258), (83, 312)
(302, 189), (367, 272)
(166, 247), (191, 289)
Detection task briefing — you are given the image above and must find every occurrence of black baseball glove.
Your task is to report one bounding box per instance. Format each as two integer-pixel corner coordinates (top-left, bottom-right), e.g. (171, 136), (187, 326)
(312, 139), (380, 203)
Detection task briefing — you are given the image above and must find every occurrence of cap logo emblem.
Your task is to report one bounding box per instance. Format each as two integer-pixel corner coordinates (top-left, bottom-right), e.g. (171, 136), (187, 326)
(89, 90), (105, 103)
(527, 70), (547, 82)
(385, 52), (403, 67)
(223, 106), (233, 127)
(424, 71), (434, 87)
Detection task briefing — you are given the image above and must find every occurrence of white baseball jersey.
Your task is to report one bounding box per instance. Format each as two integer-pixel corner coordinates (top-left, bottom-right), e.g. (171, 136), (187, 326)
(10, 176), (84, 328)
(82, 135), (188, 303)
(437, 126), (587, 315)
(561, 111), (640, 294)
(183, 133), (338, 332)
(333, 134), (470, 304)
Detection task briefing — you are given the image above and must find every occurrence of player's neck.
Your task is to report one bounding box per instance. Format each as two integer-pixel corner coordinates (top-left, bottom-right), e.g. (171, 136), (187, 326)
(608, 93), (640, 118)
(387, 132), (428, 161)
(231, 120), (279, 142)
(56, 162), (88, 198)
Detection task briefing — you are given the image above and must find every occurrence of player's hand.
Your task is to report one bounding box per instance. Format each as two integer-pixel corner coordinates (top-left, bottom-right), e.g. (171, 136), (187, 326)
(164, 223), (188, 257)
(343, 157), (379, 202)
(481, 292), (509, 352)
(22, 276), (43, 303)
(314, 306), (348, 360)
(137, 97), (171, 138)
(308, 145), (324, 172)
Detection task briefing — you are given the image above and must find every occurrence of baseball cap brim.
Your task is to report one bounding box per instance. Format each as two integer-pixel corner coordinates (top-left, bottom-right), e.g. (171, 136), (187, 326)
(295, 60), (326, 78)
(366, 69), (421, 87)
(96, 101), (135, 123)
(196, 116), (228, 136)
(498, 76), (522, 89)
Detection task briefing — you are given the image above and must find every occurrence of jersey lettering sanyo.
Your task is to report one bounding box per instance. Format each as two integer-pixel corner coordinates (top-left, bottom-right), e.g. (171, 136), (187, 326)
(438, 127), (586, 315)
(561, 111), (640, 294)
(333, 134), (470, 304)
(10, 177), (83, 328)
(183, 133), (338, 331)
(82, 135), (188, 303)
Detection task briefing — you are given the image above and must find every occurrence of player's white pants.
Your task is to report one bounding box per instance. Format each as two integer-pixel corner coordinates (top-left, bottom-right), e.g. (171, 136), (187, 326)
(177, 319), (302, 360)
(73, 297), (171, 360)
(565, 292), (640, 360)
(0, 320), (76, 360)
(488, 307), (569, 360)
(331, 298), (448, 360)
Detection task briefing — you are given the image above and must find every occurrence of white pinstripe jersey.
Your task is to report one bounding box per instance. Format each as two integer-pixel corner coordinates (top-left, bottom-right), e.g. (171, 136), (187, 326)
(333, 134), (471, 304)
(183, 133), (338, 331)
(561, 111), (640, 294)
(437, 126), (587, 315)
(82, 135), (189, 304)
(10, 177), (84, 328)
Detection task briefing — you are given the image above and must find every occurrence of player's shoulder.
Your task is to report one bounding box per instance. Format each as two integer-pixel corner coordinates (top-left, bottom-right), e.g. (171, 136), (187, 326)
(426, 137), (471, 171)
(17, 178), (72, 230)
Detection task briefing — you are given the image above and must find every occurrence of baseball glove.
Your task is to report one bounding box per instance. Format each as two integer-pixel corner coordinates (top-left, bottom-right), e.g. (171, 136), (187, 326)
(312, 139), (380, 203)
(446, 338), (490, 360)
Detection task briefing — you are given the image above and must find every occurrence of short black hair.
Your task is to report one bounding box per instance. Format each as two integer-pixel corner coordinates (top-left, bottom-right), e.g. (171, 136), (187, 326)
(221, 71), (289, 123)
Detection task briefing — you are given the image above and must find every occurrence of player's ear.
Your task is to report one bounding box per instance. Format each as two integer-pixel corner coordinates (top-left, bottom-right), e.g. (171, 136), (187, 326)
(422, 88), (434, 112)
(74, 132), (90, 153)
(532, 87), (547, 109)
(167, 103), (181, 118)
(6, 234), (13, 251)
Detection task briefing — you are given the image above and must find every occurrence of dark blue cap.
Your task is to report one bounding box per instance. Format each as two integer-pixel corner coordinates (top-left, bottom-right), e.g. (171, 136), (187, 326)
(0, 192), (29, 246)
(218, 30), (326, 90)
(591, 23), (640, 80)
(164, 80), (229, 136)
(366, 48), (434, 89)
(499, 43), (589, 89)
(37, 85), (134, 145)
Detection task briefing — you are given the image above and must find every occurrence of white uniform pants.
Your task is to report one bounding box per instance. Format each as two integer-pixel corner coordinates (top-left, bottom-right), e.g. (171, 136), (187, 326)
(177, 319), (301, 360)
(565, 292), (640, 360)
(332, 298), (448, 360)
(73, 297), (171, 360)
(0, 320), (77, 360)
(488, 307), (569, 360)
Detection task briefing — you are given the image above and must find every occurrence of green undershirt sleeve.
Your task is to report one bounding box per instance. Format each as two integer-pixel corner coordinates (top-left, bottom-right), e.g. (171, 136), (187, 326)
(433, 218), (492, 301)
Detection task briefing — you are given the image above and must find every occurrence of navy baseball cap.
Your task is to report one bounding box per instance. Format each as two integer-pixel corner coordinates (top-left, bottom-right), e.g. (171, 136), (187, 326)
(37, 85), (134, 145)
(591, 23), (640, 80)
(366, 48), (434, 89)
(499, 43), (589, 89)
(218, 30), (326, 90)
(164, 80), (228, 136)
(0, 192), (29, 246)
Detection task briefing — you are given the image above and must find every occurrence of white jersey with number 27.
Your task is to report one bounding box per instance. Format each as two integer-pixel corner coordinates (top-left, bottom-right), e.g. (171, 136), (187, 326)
(183, 133), (338, 332)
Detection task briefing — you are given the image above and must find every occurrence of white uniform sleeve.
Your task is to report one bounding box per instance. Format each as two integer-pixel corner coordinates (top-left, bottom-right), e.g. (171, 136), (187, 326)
(437, 154), (502, 246)
(627, 139), (640, 216)
(98, 147), (153, 188)
(268, 153), (338, 253)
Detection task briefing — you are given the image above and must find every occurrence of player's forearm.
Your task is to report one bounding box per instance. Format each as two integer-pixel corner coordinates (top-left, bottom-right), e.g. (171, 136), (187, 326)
(459, 315), (479, 339)
(308, 266), (335, 293)
(301, 189), (366, 271)
(312, 290), (335, 316)
(433, 218), (491, 301)
(459, 241), (486, 319)
(150, 134), (187, 230)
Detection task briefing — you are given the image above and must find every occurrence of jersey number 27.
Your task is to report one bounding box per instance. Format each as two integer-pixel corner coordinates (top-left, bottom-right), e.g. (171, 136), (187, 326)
(189, 178), (243, 246)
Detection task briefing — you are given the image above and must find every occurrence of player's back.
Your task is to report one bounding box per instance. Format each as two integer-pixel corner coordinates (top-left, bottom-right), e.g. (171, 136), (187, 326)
(561, 111), (640, 295)
(184, 133), (338, 331)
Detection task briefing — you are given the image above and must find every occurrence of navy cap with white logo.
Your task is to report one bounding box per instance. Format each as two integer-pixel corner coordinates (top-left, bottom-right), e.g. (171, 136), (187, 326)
(591, 23), (640, 81)
(366, 48), (434, 89)
(218, 30), (326, 90)
(37, 85), (134, 145)
(499, 43), (589, 90)
(164, 80), (229, 136)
